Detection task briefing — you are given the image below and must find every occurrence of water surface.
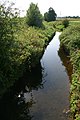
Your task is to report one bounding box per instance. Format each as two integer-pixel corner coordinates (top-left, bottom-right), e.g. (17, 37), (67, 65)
(29, 32), (70, 120)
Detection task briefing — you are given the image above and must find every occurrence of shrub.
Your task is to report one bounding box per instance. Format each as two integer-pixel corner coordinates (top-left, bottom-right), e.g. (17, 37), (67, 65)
(62, 19), (69, 28)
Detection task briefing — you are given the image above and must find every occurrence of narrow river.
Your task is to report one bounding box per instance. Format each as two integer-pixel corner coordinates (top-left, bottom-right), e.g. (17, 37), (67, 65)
(29, 32), (70, 120)
(0, 32), (72, 120)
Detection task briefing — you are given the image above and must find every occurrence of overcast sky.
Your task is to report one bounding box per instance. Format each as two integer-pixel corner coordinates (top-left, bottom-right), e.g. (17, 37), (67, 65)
(1, 0), (80, 17)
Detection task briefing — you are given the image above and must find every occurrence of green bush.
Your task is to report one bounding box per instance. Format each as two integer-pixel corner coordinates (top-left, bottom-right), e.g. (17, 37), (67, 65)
(60, 24), (80, 120)
(0, 3), (20, 93)
(62, 19), (69, 28)
(0, 3), (55, 95)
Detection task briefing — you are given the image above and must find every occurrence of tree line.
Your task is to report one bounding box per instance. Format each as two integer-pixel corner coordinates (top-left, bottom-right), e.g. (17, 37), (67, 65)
(26, 2), (57, 27)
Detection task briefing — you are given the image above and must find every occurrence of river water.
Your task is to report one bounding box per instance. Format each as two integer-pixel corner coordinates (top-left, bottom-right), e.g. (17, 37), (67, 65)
(0, 32), (72, 120)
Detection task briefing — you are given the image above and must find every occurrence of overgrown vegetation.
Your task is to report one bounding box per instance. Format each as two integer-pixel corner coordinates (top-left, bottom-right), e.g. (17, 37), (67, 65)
(60, 23), (80, 120)
(51, 20), (69, 31)
(0, 3), (20, 94)
(0, 3), (55, 95)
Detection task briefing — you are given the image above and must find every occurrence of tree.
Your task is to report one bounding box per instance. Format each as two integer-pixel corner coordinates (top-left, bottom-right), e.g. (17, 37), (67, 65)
(44, 7), (57, 22)
(26, 3), (43, 27)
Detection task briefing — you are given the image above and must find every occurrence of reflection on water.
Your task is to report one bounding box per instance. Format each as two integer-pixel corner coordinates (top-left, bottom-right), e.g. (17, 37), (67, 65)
(58, 46), (73, 80)
(30, 32), (71, 120)
(0, 32), (72, 120)
(0, 92), (33, 120)
(0, 64), (43, 120)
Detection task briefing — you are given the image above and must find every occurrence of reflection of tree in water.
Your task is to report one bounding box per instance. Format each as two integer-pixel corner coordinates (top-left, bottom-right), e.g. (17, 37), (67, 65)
(14, 63), (43, 92)
(0, 90), (33, 120)
(58, 46), (73, 80)
(0, 63), (43, 120)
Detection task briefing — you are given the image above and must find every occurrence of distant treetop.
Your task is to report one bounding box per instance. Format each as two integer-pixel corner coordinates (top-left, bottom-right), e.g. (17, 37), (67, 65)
(44, 7), (57, 22)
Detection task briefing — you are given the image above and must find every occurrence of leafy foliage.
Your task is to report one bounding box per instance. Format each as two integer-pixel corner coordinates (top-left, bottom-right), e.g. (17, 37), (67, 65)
(26, 2), (43, 27)
(0, 3), (55, 95)
(60, 24), (80, 120)
(44, 7), (57, 22)
(62, 19), (69, 28)
(0, 3), (20, 92)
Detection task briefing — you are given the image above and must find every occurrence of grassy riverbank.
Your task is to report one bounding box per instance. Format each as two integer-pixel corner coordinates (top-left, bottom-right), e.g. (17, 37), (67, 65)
(0, 17), (55, 96)
(60, 23), (80, 120)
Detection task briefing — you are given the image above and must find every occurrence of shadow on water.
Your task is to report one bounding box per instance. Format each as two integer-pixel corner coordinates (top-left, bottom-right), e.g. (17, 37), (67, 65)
(58, 46), (73, 80)
(0, 63), (43, 120)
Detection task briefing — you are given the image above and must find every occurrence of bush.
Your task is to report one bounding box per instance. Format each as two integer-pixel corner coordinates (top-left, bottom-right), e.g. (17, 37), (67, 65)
(0, 5), (55, 95)
(60, 24), (80, 120)
(62, 19), (69, 28)
(0, 3), (20, 93)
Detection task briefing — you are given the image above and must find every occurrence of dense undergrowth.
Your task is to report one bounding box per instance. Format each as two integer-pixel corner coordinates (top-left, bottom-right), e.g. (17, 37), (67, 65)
(0, 15), (55, 96)
(60, 23), (80, 120)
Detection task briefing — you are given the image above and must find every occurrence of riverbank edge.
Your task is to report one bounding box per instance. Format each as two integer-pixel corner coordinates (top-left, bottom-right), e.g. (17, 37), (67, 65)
(59, 35), (80, 120)
(0, 29), (55, 98)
